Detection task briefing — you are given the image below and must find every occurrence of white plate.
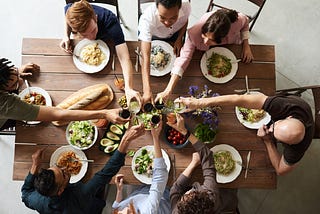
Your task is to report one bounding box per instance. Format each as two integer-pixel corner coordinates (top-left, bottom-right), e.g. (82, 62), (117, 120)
(150, 40), (176, 77)
(50, 145), (88, 184)
(18, 86), (52, 125)
(210, 144), (242, 184)
(235, 91), (271, 129)
(132, 145), (171, 184)
(200, 47), (238, 83)
(73, 39), (110, 73)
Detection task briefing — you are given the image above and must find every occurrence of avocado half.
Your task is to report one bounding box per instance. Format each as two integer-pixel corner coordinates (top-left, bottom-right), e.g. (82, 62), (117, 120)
(104, 143), (119, 153)
(100, 138), (115, 147)
(106, 132), (120, 141)
(110, 124), (123, 135)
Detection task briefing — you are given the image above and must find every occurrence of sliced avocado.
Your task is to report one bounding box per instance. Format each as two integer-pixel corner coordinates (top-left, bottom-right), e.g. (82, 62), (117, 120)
(124, 122), (129, 130)
(116, 124), (124, 130)
(106, 132), (120, 141)
(110, 124), (123, 135)
(100, 138), (115, 147)
(104, 144), (119, 153)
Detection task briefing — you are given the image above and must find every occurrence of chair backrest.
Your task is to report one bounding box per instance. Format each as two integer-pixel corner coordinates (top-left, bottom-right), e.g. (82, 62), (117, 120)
(65, 0), (120, 20)
(0, 127), (16, 135)
(206, 0), (267, 31)
(138, 0), (155, 19)
(276, 85), (320, 139)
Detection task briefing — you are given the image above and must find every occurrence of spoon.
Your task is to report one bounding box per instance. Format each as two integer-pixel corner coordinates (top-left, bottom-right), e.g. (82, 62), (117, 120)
(24, 80), (35, 102)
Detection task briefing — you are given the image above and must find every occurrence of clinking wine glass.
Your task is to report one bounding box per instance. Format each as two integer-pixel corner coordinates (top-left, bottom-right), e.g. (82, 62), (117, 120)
(151, 114), (161, 128)
(174, 97), (186, 113)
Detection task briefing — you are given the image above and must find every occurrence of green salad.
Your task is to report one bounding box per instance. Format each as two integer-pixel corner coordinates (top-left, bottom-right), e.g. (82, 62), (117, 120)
(134, 148), (154, 177)
(68, 121), (95, 148)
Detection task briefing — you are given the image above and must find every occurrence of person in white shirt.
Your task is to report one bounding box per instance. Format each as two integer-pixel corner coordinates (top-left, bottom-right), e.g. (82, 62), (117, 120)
(138, 0), (191, 104)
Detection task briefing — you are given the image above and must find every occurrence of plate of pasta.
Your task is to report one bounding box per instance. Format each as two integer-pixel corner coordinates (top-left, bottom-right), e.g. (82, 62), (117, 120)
(150, 40), (175, 77)
(210, 144), (242, 183)
(73, 39), (110, 73)
(50, 145), (88, 183)
(200, 47), (238, 83)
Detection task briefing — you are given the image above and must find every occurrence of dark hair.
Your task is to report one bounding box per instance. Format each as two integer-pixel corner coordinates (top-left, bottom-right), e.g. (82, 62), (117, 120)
(177, 190), (216, 214)
(0, 58), (15, 90)
(156, 0), (182, 9)
(34, 169), (58, 197)
(201, 9), (238, 44)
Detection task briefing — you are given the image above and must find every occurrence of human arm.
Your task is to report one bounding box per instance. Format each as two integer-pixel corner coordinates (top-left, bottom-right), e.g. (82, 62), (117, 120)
(36, 107), (128, 124)
(82, 123), (145, 195)
(21, 149), (50, 212)
(155, 35), (196, 103)
(257, 125), (297, 175)
(18, 63), (40, 77)
(241, 39), (253, 63)
(114, 174), (124, 203)
(173, 21), (188, 56)
(59, 21), (73, 53)
(176, 93), (268, 113)
(140, 41), (153, 104)
(115, 43), (142, 107)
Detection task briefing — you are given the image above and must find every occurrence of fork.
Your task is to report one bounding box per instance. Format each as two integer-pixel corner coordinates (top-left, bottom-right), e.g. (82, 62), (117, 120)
(24, 80), (35, 102)
(69, 157), (94, 163)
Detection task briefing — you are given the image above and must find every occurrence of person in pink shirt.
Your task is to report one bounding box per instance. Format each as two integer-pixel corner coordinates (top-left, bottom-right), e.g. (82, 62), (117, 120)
(155, 9), (254, 102)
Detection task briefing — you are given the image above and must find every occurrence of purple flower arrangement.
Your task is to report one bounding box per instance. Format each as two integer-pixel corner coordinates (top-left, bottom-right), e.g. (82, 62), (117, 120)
(188, 85), (220, 131)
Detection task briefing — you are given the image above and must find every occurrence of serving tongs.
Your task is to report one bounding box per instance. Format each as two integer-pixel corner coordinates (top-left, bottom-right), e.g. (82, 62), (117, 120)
(135, 46), (140, 72)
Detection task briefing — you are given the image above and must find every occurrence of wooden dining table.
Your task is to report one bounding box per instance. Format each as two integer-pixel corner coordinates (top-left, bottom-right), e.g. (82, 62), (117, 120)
(13, 38), (276, 189)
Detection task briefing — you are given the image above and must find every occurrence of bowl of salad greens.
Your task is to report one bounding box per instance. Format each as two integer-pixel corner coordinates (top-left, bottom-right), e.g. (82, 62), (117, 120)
(66, 121), (98, 150)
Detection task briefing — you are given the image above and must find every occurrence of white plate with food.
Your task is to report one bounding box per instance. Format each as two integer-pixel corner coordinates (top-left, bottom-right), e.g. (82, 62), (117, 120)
(50, 145), (88, 183)
(200, 47), (238, 83)
(19, 86), (52, 125)
(66, 120), (98, 150)
(235, 92), (271, 129)
(210, 144), (242, 183)
(132, 145), (171, 184)
(150, 40), (176, 77)
(73, 39), (110, 73)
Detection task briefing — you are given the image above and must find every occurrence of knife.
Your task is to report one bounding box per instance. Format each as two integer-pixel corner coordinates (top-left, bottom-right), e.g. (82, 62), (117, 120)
(244, 151), (251, 179)
(112, 54), (115, 71)
(245, 75), (249, 94)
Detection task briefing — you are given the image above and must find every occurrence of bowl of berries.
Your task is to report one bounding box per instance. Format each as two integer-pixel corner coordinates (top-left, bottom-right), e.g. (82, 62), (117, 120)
(164, 125), (189, 149)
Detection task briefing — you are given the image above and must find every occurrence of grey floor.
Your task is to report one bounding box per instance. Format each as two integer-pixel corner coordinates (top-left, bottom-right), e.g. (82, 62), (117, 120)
(1, 0), (320, 213)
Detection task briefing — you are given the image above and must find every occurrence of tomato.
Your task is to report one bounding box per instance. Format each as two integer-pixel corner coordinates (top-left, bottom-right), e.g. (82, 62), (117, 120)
(173, 140), (177, 145)
(168, 136), (172, 140)
(179, 140), (184, 144)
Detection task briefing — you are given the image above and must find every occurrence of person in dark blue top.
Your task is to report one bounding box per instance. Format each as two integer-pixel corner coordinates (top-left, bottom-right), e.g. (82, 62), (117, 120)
(60, 0), (142, 108)
(21, 123), (145, 214)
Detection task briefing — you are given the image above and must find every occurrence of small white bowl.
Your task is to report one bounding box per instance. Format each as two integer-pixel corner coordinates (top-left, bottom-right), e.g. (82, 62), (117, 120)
(66, 121), (98, 150)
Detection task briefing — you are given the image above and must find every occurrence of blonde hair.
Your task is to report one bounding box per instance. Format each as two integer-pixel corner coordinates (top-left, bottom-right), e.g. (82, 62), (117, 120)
(66, 0), (95, 33)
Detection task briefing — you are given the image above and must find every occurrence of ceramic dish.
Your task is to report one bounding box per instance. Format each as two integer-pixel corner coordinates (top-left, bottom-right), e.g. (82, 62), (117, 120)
(200, 47), (238, 83)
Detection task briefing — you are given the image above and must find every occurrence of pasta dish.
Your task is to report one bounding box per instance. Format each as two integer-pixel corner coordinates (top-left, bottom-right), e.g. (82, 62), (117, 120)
(238, 107), (266, 123)
(81, 43), (106, 66)
(23, 92), (46, 105)
(213, 150), (235, 175)
(150, 45), (171, 71)
(206, 52), (232, 78)
(56, 151), (82, 175)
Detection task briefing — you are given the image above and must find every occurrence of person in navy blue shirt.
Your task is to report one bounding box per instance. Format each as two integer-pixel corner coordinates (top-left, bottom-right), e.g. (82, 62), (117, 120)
(21, 123), (145, 214)
(60, 0), (142, 108)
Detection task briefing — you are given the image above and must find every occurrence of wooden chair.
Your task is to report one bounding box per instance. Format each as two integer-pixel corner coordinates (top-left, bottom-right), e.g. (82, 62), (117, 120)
(206, 0), (267, 31)
(65, 0), (128, 28)
(0, 127), (16, 135)
(276, 85), (320, 138)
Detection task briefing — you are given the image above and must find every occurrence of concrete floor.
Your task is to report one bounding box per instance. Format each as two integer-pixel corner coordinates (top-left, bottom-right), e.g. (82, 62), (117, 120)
(1, 0), (320, 213)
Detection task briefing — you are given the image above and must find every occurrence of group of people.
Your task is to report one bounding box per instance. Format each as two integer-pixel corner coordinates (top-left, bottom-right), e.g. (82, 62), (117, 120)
(0, 0), (315, 213)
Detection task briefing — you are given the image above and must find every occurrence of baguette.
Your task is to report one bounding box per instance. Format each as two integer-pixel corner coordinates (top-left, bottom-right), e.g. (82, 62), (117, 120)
(52, 84), (114, 126)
